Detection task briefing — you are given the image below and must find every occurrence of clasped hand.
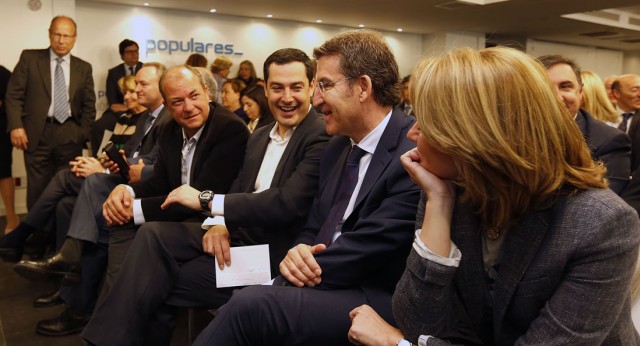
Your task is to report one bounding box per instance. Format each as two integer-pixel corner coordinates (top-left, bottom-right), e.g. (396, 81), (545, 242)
(103, 185), (133, 226)
(161, 184), (202, 210)
(279, 243), (327, 287)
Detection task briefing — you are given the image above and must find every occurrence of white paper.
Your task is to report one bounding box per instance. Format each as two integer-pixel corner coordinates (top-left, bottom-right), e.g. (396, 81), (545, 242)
(215, 244), (271, 288)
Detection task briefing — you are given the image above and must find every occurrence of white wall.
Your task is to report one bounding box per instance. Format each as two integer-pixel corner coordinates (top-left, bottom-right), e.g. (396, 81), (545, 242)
(526, 39), (624, 79)
(75, 1), (424, 115)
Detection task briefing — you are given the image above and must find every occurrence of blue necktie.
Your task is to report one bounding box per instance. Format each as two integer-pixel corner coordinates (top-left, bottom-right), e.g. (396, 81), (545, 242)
(315, 145), (367, 246)
(618, 113), (633, 133)
(53, 57), (70, 123)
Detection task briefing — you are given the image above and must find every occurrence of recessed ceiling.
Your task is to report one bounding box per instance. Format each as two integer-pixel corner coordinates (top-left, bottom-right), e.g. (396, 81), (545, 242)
(79, 0), (640, 51)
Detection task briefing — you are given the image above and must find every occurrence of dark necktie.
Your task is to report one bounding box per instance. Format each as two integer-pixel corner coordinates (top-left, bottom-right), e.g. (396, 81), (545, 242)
(315, 145), (367, 246)
(129, 66), (135, 76)
(618, 112), (633, 133)
(53, 57), (70, 123)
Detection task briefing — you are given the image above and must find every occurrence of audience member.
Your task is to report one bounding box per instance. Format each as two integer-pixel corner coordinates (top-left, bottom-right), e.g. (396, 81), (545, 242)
(105, 75), (147, 152)
(347, 46), (640, 346)
(612, 74), (640, 171)
(538, 55), (630, 195)
(604, 74), (619, 108)
(6, 63), (171, 336)
(6, 16), (96, 210)
(581, 70), (619, 125)
(193, 29), (420, 346)
(209, 56), (233, 104)
(81, 48), (331, 345)
(0, 65), (19, 233)
(194, 67), (218, 102)
(397, 74), (414, 116)
(185, 53), (208, 68)
(106, 39), (142, 113)
(221, 79), (248, 123)
(241, 85), (274, 133)
(235, 59), (258, 87)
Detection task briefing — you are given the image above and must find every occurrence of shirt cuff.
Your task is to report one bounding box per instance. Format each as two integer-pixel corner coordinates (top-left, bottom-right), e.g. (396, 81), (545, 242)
(201, 216), (226, 229)
(122, 184), (136, 199)
(211, 194), (225, 216)
(132, 199), (145, 225)
(413, 229), (461, 267)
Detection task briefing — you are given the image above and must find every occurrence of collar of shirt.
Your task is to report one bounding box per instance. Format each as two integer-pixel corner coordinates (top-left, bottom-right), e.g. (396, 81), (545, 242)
(269, 122), (295, 144)
(49, 48), (71, 63)
(351, 110), (392, 155)
(149, 104), (164, 120)
(182, 123), (205, 145)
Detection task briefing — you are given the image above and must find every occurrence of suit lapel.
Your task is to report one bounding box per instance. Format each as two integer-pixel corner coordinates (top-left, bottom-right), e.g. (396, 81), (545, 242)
(38, 50), (52, 99)
(271, 109), (317, 187)
(491, 202), (558, 337)
(352, 110), (404, 209)
(451, 201), (491, 341)
(244, 129), (271, 191)
(190, 107), (215, 183)
(68, 56), (79, 103)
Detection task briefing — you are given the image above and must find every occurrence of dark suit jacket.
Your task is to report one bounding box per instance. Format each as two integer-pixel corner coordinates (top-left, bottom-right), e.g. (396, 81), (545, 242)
(122, 106), (172, 181)
(5, 48), (96, 151)
(393, 190), (640, 345)
(576, 109), (631, 195)
(226, 109), (330, 271)
(626, 109), (640, 172)
(106, 62), (144, 106)
(276, 110), (421, 315)
(130, 102), (248, 222)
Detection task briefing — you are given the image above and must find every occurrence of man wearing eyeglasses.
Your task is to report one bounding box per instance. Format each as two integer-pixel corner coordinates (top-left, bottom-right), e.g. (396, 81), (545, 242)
(6, 15), (96, 211)
(106, 39), (143, 114)
(193, 29), (420, 346)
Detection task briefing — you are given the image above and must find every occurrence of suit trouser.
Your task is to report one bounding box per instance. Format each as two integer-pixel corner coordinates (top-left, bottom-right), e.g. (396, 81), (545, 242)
(192, 284), (381, 346)
(22, 169), (83, 234)
(59, 173), (123, 313)
(81, 221), (235, 346)
(24, 121), (84, 210)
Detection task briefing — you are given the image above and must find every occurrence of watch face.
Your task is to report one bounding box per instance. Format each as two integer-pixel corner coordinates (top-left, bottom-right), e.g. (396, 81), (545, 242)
(200, 190), (213, 199)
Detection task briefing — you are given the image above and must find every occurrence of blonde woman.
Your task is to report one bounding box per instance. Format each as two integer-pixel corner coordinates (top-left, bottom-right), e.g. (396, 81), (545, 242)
(348, 47), (640, 345)
(581, 70), (619, 125)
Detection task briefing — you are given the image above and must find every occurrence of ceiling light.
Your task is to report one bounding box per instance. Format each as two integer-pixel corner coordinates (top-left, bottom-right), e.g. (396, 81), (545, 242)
(267, 14), (273, 18)
(358, 24), (365, 28)
(143, 2), (149, 6)
(209, 8), (216, 13)
(397, 28), (403, 32)
(316, 19), (322, 23)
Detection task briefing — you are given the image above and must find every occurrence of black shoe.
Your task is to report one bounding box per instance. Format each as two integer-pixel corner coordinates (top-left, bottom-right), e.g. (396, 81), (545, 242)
(33, 290), (64, 308)
(13, 253), (81, 284)
(0, 247), (22, 263)
(36, 306), (89, 336)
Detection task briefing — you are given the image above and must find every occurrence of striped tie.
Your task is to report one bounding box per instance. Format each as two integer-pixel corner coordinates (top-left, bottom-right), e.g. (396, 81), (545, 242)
(53, 57), (70, 123)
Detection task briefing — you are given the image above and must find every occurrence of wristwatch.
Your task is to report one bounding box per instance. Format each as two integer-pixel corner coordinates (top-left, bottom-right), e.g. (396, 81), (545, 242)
(397, 339), (412, 346)
(198, 190), (214, 211)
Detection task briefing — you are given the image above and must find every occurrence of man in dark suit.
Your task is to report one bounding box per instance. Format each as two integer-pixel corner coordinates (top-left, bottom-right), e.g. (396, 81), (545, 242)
(192, 30), (420, 346)
(612, 74), (640, 172)
(6, 16), (96, 210)
(106, 39), (143, 113)
(538, 55), (631, 195)
(81, 48), (331, 345)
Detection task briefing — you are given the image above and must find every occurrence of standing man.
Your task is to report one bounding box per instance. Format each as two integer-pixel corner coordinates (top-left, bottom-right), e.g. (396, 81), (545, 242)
(612, 74), (640, 171)
(106, 39), (143, 113)
(193, 30), (420, 346)
(538, 55), (631, 195)
(6, 15), (96, 210)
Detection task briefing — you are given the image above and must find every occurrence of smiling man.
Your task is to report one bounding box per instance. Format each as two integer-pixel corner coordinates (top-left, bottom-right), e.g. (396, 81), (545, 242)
(81, 48), (330, 346)
(193, 30), (420, 346)
(538, 55), (631, 195)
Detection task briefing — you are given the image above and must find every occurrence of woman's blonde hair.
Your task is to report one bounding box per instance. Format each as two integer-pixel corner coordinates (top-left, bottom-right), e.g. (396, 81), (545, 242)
(581, 70), (619, 123)
(411, 47), (607, 230)
(117, 75), (136, 94)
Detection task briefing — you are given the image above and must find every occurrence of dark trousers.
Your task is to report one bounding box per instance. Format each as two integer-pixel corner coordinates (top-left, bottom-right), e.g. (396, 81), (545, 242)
(193, 285), (376, 346)
(59, 242), (108, 314)
(24, 121), (84, 209)
(82, 221), (234, 346)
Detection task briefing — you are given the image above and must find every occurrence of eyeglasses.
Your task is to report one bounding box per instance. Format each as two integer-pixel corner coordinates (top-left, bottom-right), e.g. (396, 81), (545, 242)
(50, 32), (75, 40)
(317, 77), (353, 94)
(124, 50), (139, 54)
